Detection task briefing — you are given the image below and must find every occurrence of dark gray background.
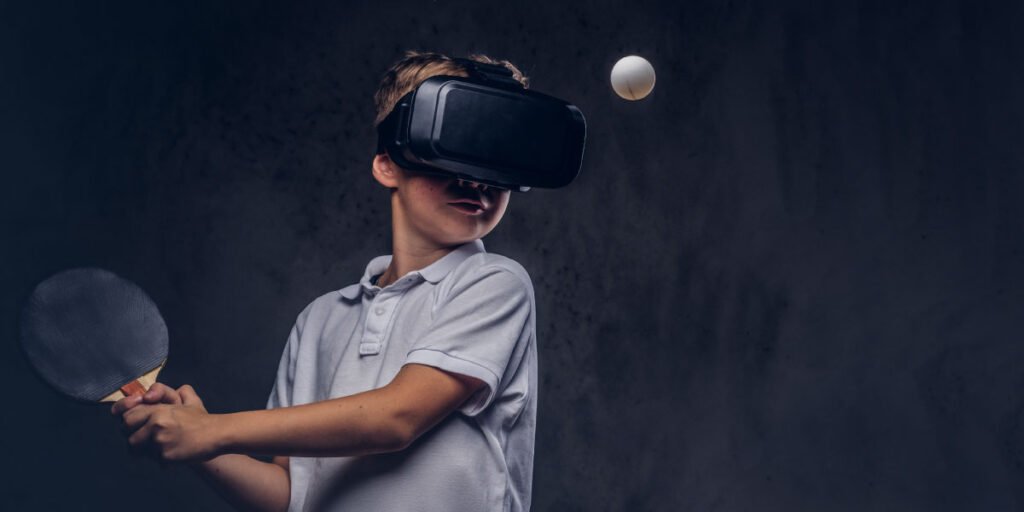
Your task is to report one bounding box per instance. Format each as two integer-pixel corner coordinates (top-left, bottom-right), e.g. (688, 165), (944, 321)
(3, 1), (1023, 510)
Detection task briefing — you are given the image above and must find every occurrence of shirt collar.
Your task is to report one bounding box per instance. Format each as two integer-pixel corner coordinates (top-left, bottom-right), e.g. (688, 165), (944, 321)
(338, 239), (486, 300)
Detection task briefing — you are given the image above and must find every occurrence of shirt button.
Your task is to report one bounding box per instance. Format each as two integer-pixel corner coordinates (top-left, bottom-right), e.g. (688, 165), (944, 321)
(374, 307), (385, 316)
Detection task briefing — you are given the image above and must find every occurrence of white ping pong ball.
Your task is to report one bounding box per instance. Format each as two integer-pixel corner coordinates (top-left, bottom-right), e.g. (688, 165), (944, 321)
(610, 55), (656, 101)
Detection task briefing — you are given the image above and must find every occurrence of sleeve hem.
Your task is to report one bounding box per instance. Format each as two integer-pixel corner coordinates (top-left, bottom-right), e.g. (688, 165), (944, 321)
(405, 348), (500, 416)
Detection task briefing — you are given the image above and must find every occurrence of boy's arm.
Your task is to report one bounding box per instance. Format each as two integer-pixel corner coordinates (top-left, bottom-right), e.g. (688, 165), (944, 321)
(119, 364), (484, 460)
(219, 363), (485, 457)
(189, 453), (290, 512)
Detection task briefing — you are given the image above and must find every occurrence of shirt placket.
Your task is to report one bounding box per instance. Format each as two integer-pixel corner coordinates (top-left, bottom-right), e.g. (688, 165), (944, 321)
(359, 277), (416, 356)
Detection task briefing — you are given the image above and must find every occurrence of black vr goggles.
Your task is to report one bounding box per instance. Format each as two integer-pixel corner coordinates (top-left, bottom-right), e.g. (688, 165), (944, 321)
(375, 58), (587, 191)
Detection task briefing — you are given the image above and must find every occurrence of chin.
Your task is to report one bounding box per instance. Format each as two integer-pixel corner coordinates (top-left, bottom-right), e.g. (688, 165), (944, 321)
(443, 233), (486, 246)
(445, 218), (499, 239)
(440, 226), (493, 246)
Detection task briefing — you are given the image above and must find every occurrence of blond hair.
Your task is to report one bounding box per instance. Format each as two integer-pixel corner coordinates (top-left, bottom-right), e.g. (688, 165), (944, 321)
(372, 50), (529, 127)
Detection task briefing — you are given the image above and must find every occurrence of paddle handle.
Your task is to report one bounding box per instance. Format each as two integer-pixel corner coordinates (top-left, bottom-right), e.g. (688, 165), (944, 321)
(119, 380), (147, 397)
(99, 361), (165, 403)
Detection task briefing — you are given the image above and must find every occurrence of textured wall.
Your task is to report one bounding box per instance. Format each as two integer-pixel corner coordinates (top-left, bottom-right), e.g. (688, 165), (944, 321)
(3, 1), (1023, 510)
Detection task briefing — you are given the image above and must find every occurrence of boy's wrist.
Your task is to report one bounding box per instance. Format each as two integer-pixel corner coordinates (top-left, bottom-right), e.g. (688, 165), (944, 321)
(211, 412), (239, 455)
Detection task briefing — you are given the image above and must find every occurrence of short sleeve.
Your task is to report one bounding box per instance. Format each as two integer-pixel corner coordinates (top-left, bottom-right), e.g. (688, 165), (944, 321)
(266, 303), (312, 410)
(405, 265), (533, 416)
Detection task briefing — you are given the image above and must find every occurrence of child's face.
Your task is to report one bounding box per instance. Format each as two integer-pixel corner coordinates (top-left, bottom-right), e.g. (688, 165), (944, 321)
(373, 155), (511, 247)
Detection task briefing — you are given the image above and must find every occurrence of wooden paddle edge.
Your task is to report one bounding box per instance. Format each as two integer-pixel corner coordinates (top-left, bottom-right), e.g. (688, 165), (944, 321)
(99, 361), (166, 403)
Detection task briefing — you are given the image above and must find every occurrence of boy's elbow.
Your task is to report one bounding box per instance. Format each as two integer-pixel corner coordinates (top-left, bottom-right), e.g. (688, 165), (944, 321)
(391, 434), (415, 454)
(382, 419), (418, 452)
(374, 412), (430, 453)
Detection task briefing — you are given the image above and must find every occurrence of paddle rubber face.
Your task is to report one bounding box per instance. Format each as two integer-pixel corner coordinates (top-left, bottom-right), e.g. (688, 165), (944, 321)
(20, 268), (169, 402)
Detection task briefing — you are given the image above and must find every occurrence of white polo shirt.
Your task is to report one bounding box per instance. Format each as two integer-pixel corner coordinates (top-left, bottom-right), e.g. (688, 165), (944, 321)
(266, 239), (537, 512)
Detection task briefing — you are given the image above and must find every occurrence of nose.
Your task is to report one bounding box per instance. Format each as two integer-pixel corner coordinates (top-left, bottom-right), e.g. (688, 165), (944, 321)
(457, 178), (488, 191)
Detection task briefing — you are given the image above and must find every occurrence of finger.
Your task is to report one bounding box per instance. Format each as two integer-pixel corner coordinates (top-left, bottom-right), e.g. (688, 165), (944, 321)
(128, 421), (155, 449)
(121, 416), (151, 438)
(178, 384), (202, 407)
(111, 394), (144, 416)
(143, 383), (182, 405)
(122, 404), (156, 430)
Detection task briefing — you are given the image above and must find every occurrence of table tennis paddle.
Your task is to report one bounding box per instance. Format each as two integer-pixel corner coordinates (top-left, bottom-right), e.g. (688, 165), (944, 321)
(19, 267), (169, 403)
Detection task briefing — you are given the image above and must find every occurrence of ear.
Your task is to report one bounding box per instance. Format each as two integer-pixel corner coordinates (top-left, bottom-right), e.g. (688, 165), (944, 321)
(372, 153), (401, 189)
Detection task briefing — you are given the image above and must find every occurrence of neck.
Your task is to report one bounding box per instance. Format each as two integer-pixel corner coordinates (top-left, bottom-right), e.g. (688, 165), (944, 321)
(379, 236), (453, 288)
(377, 195), (457, 288)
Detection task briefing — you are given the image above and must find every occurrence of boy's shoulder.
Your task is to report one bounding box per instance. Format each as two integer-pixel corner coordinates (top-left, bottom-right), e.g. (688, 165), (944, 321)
(449, 251), (533, 290)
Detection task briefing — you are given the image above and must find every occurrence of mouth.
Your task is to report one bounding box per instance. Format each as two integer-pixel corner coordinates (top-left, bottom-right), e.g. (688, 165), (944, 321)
(448, 198), (486, 215)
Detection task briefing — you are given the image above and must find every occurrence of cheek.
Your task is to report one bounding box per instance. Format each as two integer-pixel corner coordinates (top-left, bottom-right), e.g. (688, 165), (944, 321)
(419, 178), (452, 202)
(407, 180), (445, 206)
(487, 196), (511, 223)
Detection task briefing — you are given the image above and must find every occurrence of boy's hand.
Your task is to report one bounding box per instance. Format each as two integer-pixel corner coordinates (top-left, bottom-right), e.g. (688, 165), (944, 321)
(111, 382), (183, 416)
(115, 384), (223, 463)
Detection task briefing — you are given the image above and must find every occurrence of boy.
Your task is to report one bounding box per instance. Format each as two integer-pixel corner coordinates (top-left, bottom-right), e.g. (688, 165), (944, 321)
(113, 51), (538, 511)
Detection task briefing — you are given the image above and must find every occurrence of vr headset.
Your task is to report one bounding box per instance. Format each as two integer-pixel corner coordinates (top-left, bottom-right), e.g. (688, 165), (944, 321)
(375, 58), (587, 191)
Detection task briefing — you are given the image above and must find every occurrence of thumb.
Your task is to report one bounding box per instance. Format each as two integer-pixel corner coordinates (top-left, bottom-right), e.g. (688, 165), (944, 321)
(143, 382), (182, 405)
(178, 384), (203, 407)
